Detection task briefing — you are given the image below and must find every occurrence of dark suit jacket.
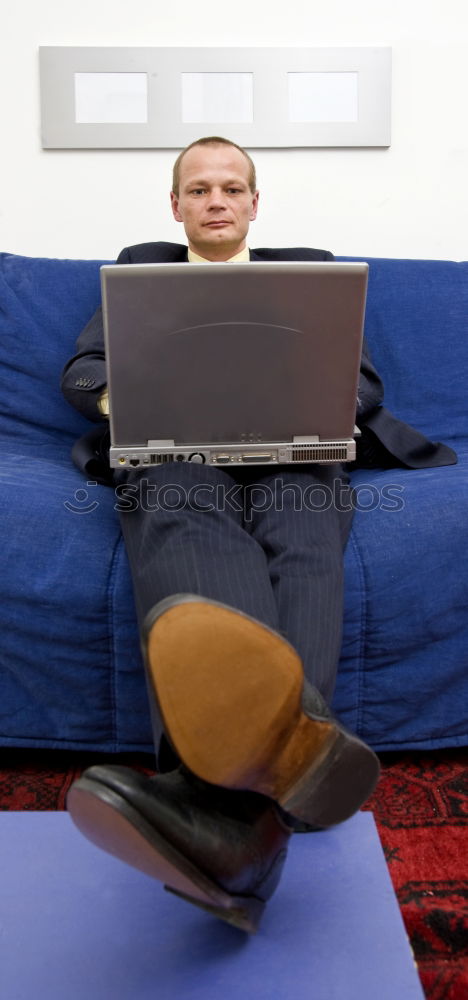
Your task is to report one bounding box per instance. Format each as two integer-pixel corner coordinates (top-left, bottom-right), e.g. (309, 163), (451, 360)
(61, 241), (457, 483)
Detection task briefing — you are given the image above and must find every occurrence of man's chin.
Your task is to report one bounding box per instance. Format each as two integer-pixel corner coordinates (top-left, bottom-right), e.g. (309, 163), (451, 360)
(191, 231), (245, 260)
(203, 226), (234, 242)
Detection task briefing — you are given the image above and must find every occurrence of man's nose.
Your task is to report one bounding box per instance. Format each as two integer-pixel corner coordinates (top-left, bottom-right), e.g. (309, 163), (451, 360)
(206, 189), (227, 210)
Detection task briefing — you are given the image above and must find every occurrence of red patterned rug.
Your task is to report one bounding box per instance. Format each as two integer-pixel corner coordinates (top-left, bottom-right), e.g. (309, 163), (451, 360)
(1, 747), (467, 999)
(364, 749), (468, 1000)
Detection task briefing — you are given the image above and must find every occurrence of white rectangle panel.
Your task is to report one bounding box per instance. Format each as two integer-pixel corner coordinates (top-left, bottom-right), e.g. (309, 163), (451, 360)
(181, 73), (254, 124)
(74, 72), (148, 124)
(288, 72), (358, 123)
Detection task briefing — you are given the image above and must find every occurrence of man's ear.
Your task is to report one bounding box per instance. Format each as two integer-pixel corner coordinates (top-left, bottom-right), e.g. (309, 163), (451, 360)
(250, 191), (260, 222)
(170, 191), (183, 222)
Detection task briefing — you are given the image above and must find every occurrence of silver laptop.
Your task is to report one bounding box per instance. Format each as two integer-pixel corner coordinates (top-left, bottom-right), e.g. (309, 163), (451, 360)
(101, 260), (368, 469)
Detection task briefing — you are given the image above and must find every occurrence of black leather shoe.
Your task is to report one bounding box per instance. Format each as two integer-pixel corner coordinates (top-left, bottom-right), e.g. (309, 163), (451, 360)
(67, 765), (291, 933)
(143, 594), (380, 829)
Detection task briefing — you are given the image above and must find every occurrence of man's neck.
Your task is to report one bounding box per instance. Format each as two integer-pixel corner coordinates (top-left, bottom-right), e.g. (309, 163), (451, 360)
(188, 242), (247, 263)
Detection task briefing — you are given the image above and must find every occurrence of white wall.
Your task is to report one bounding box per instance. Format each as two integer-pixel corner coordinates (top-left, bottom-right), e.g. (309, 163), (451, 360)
(1, 1), (467, 260)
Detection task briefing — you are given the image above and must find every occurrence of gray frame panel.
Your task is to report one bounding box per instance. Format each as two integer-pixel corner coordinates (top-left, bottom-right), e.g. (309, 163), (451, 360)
(39, 47), (391, 148)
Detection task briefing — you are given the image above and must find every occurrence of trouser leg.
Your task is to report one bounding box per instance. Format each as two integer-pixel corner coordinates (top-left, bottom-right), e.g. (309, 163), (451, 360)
(117, 462), (280, 629)
(117, 462), (282, 766)
(244, 465), (354, 703)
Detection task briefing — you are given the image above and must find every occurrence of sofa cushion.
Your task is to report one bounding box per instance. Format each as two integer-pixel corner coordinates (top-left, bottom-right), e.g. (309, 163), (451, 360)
(1, 444), (467, 753)
(0, 449), (147, 750)
(335, 444), (468, 749)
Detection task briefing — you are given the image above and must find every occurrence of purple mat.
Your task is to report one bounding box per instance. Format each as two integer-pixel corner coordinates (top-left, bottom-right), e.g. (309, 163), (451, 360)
(0, 810), (424, 999)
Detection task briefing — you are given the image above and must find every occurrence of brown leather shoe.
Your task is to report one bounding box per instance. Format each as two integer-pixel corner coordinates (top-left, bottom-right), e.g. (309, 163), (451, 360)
(143, 594), (380, 829)
(67, 765), (291, 933)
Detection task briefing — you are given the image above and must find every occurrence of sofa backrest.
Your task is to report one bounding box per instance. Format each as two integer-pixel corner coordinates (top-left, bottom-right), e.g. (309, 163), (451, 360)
(0, 252), (108, 453)
(0, 251), (466, 456)
(340, 256), (468, 442)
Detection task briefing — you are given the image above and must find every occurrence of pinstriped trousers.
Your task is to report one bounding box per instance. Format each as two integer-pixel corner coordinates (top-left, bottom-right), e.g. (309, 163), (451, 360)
(117, 462), (354, 763)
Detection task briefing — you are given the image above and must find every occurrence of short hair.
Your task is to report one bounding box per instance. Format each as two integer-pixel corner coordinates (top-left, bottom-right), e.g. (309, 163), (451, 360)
(172, 136), (257, 196)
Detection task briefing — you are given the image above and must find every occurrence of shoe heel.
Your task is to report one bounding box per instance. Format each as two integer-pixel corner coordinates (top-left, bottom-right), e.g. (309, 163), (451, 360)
(252, 712), (337, 807)
(278, 730), (381, 827)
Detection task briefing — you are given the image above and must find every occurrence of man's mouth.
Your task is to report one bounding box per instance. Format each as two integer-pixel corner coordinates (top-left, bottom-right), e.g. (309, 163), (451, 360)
(204, 221), (230, 228)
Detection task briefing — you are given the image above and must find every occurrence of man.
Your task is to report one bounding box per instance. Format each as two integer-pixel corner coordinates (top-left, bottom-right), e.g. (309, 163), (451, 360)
(62, 137), (456, 932)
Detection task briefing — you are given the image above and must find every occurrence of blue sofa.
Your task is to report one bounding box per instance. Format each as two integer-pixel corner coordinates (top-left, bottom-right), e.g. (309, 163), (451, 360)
(1, 251), (467, 754)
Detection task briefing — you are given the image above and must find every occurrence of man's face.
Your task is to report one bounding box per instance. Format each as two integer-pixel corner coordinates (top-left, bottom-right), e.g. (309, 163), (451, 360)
(170, 144), (259, 261)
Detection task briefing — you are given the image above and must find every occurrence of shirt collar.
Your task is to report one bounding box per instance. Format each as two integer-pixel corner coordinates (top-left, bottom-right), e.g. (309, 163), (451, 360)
(187, 247), (250, 264)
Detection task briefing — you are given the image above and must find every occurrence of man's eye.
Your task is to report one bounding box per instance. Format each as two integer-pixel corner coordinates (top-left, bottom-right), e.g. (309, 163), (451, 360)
(191, 188), (205, 195)
(228, 188), (241, 194)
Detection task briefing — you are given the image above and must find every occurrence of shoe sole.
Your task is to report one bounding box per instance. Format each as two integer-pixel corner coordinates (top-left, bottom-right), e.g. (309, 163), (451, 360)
(67, 776), (265, 933)
(144, 596), (380, 828)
